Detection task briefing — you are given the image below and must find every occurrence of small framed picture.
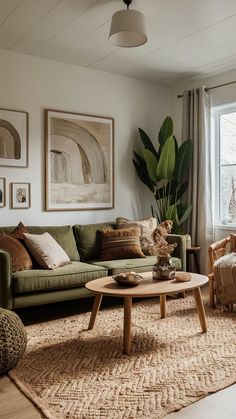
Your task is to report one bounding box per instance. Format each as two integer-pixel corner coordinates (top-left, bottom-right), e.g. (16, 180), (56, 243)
(0, 108), (29, 167)
(0, 177), (6, 208)
(11, 182), (31, 209)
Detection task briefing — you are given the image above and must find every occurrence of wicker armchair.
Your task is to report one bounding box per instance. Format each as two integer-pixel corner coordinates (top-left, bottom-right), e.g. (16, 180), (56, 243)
(208, 236), (230, 307)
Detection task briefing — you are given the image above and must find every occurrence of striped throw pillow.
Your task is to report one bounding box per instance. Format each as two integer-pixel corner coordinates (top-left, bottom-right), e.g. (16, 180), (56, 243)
(99, 227), (145, 261)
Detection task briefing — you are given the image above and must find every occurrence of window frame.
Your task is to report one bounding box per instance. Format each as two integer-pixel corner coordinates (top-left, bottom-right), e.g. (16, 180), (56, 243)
(212, 103), (236, 228)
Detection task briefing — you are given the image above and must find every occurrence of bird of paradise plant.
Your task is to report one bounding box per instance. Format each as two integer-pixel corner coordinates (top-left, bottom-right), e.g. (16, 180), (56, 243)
(133, 116), (192, 234)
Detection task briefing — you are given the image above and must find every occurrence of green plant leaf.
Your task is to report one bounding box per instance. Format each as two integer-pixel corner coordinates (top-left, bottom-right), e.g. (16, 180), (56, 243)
(133, 159), (155, 192)
(156, 136), (176, 180)
(165, 204), (179, 223)
(138, 128), (158, 159)
(158, 117), (173, 146)
(143, 150), (158, 182)
(179, 205), (192, 225)
(176, 181), (188, 201)
(174, 139), (192, 179)
(133, 150), (147, 171)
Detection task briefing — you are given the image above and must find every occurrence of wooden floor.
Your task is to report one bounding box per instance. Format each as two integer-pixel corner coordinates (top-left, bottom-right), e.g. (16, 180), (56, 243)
(1, 288), (235, 419)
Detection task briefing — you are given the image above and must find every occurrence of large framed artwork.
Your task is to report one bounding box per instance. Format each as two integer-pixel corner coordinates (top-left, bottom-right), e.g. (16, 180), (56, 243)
(45, 109), (114, 211)
(0, 109), (28, 167)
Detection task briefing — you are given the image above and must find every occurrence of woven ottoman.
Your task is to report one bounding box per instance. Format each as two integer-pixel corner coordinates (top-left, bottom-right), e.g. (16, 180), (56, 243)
(0, 308), (27, 375)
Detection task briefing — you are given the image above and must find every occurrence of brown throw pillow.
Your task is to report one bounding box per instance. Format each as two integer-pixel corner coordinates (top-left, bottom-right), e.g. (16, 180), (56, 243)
(116, 217), (157, 256)
(0, 233), (33, 272)
(10, 221), (29, 240)
(99, 227), (145, 261)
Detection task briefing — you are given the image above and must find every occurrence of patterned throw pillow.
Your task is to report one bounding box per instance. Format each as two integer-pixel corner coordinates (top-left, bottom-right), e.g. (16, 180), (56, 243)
(23, 232), (71, 269)
(0, 233), (33, 272)
(116, 217), (157, 256)
(99, 227), (145, 261)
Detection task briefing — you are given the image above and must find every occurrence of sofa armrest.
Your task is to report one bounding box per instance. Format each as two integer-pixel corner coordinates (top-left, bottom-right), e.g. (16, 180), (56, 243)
(0, 250), (12, 309)
(167, 234), (186, 272)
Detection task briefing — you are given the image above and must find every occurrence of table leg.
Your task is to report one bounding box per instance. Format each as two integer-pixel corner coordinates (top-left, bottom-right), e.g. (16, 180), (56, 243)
(193, 287), (207, 332)
(88, 294), (103, 330)
(160, 294), (166, 318)
(123, 297), (132, 355)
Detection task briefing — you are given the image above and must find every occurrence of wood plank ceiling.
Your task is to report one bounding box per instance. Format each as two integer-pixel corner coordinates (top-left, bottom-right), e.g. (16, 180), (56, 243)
(0, 0), (236, 84)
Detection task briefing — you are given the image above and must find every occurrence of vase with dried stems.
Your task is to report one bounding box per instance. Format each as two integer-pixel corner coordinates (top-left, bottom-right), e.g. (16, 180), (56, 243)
(151, 220), (177, 280)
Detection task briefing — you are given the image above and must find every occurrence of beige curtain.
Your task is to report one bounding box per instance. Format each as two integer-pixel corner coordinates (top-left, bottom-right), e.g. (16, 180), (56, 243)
(182, 87), (213, 274)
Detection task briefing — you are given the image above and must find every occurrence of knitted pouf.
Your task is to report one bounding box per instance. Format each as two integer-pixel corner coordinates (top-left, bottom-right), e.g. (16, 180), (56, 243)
(0, 308), (27, 375)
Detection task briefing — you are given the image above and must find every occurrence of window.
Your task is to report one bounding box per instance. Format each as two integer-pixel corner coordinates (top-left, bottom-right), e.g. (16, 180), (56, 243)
(213, 104), (236, 226)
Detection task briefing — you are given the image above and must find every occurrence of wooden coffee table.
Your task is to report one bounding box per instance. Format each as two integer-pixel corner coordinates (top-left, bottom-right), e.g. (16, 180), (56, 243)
(86, 272), (208, 355)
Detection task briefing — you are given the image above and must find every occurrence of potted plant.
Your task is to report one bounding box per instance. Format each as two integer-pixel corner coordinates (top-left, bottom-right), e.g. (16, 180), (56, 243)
(133, 116), (192, 234)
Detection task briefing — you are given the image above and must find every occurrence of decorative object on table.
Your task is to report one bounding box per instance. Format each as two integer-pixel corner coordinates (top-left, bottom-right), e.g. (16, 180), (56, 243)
(151, 220), (177, 280)
(10, 182), (31, 209)
(45, 109), (114, 211)
(0, 308), (27, 375)
(133, 116), (192, 233)
(0, 177), (6, 208)
(112, 272), (143, 286)
(175, 272), (192, 282)
(0, 108), (28, 167)
(109, 0), (148, 48)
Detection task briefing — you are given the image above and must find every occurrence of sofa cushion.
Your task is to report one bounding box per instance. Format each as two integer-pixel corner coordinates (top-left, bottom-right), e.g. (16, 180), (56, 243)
(116, 217), (158, 255)
(73, 222), (115, 261)
(0, 233), (33, 272)
(91, 256), (181, 275)
(99, 228), (145, 260)
(23, 232), (71, 269)
(12, 261), (107, 294)
(0, 226), (80, 261)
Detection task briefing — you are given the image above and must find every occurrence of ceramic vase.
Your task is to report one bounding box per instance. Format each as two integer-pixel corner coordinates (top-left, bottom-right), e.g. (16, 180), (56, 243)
(152, 254), (176, 280)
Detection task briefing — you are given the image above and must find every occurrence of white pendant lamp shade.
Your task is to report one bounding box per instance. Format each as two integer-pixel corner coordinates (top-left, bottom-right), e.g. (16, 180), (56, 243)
(109, 9), (148, 48)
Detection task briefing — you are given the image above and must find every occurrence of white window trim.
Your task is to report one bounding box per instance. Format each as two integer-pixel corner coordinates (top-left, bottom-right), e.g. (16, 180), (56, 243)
(212, 102), (236, 228)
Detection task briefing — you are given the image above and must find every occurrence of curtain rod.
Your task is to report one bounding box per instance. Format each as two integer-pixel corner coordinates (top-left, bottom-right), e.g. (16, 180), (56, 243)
(177, 80), (236, 99)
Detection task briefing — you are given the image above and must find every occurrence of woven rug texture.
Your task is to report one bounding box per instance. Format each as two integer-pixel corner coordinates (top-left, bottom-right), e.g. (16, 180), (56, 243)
(9, 296), (236, 419)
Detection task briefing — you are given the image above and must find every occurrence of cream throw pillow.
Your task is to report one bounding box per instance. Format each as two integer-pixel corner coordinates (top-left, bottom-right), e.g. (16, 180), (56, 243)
(23, 232), (71, 269)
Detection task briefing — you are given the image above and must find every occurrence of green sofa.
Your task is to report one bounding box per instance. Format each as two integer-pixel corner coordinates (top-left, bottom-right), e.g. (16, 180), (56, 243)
(0, 222), (186, 310)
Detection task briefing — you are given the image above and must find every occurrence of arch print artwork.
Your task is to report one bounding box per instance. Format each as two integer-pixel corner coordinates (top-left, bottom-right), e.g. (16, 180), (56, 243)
(45, 110), (114, 211)
(0, 109), (28, 167)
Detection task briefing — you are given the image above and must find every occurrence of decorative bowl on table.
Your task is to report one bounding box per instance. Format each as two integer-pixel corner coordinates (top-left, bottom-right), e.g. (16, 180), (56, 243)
(112, 272), (143, 287)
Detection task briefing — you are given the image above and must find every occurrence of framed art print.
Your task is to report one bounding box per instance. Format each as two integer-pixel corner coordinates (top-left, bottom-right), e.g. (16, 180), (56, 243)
(0, 108), (28, 167)
(45, 109), (114, 211)
(11, 182), (31, 209)
(0, 178), (6, 208)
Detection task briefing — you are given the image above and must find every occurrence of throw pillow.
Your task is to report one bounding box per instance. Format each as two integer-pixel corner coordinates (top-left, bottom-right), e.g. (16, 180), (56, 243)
(0, 233), (33, 272)
(23, 232), (71, 269)
(10, 222), (29, 240)
(99, 227), (145, 261)
(116, 217), (157, 256)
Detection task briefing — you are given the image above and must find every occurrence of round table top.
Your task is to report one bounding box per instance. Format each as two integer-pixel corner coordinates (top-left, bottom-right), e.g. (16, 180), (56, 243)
(86, 272), (208, 298)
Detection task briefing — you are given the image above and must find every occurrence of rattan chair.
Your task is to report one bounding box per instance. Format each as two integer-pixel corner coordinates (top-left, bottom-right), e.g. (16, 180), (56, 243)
(208, 236), (230, 307)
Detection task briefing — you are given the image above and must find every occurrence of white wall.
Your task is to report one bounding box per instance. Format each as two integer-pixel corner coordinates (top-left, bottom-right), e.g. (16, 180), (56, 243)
(0, 49), (170, 226)
(170, 68), (236, 242)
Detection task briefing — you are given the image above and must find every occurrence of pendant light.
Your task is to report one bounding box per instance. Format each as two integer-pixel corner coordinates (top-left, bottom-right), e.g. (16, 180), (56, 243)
(109, 0), (148, 48)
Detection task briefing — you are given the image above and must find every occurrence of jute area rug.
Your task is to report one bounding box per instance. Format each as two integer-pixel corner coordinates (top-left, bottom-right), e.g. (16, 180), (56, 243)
(9, 296), (236, 419)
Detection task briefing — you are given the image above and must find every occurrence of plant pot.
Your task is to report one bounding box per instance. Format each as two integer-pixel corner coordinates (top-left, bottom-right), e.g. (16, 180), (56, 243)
(152, 254), (176, 281)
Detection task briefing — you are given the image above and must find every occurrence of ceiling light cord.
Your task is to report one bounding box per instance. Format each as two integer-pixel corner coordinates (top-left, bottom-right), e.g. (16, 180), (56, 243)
(124, 0), (132, 9)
